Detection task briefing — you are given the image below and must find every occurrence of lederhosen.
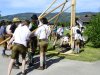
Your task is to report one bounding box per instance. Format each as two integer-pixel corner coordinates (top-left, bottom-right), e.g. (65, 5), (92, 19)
(28, 22), (38, 65)
(38, 26), (48, 68)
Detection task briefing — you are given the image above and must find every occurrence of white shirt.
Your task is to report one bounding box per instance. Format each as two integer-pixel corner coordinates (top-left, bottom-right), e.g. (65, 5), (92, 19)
(35, 24), (51, 39)
(72, 26), (80, 35)
(29, 23), (32, 30)
(13, 25), (31, 47)
(57, 27), (64, 36)
(74, 33), (82, 40)
(18, 23), (23, 28)
(38, 20), (43, 27)
(62, 36), (69, 42)
(6, 25), (11, 34)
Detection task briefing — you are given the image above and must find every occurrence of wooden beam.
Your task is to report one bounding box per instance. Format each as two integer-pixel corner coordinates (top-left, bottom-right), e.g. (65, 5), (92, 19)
(48, 6), (71, 22)
(70, 0), (76, 47)
(30, 6), (71, 35)
(40, 1), (67, 19)
(54, 1), (67, 25)
(38, 0), (57, 19)
(0, 37), (11, 45)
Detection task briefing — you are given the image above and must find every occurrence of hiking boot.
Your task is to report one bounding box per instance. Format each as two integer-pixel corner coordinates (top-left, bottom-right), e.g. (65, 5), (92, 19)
(38, 66), (44, 70)
(27, 63), (34, 68)
(12, 64), (19, 69)
(2, 53), (9, 57)
(53, 46), (55, 49)
(21, 73), (26, 75)
(16, 62), (22, 66)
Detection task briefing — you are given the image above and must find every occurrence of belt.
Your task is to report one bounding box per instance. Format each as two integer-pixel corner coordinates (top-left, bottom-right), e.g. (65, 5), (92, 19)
(14, 43), (24, 47)
(39, 39), (48, 42)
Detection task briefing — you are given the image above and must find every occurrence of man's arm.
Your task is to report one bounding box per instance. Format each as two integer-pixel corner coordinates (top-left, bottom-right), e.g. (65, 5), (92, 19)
(8, 36), (14, 46)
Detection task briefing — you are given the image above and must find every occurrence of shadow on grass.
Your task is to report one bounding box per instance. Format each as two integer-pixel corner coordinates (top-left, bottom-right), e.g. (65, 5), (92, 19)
(80, 49), (85, 53)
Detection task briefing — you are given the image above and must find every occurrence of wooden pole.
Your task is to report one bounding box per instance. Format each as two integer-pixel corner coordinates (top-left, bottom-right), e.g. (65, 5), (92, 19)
(0, 37), (11, 45)
(40, 1), (66, 19)
(70, 0), (76, 48)
(30, 6), (71, 36)
(0, 0), (70, 45)
(48, 6), (71, 22)
(54, 1), (67, 25)
(39, 0), (57, 19)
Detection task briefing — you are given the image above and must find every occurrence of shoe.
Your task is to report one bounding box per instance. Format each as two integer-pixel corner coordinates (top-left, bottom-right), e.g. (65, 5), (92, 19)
(2, 53), (9, 57)
(12, 64), (19, 69)
(21, 73), (26, 75)
(38, 66), (44, 70)
(27, 63), (34, 68)
(53, 46), (55, 49)
(16, 62), (22, 66)
(43, 64), (46, 69)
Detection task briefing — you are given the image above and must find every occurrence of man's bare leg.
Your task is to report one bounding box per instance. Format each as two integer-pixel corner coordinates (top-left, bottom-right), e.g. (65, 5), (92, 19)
(8, 59), (15, 75)
(22, 59), (26, 74)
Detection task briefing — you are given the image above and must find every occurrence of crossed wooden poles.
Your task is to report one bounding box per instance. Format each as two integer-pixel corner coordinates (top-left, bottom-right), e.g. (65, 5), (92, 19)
(0, 0), (76, 47)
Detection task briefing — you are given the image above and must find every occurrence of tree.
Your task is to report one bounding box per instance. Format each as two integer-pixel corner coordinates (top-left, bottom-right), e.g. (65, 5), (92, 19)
(84, 13), (100, 48)
(57, 22), (70, 27)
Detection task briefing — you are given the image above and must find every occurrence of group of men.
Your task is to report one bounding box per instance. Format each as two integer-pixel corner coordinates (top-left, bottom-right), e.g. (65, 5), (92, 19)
(0, 14), (85, 75)
(0, 14), (51, 75)
(51, 18), (85, 54)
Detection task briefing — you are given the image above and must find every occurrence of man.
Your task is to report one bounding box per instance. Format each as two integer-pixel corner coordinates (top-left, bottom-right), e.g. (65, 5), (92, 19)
(56, 24), (64, 39)
(7, 20), (31, 75)
(74, 29), (82, 54)
(9, 18), (22, 68)
(6, 21), (12, 35)
(34, 18), (51, 70)
(53, 24), (64, 49)
(27, 14), (38, 67)
(75, 18), (85, 33)
(9, 18), (21, 34)
(0, 20), (7, 56)
(60, 33), (70, 48)
(71, 23), (80, 50)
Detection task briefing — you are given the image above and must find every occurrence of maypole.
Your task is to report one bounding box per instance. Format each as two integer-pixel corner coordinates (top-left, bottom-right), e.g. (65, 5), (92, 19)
(70, 0), (76, 47)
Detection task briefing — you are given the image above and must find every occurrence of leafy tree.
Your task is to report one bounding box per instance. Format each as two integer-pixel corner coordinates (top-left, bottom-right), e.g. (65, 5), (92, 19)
(85, 13), (100, 48)
(57, 22), (70, 27)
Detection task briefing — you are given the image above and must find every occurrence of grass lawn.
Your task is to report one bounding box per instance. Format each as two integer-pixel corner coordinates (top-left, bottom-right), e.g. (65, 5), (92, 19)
(47, 42), (100, 62)
(62, 46), (100, 62)
(46, 28), (100, 62)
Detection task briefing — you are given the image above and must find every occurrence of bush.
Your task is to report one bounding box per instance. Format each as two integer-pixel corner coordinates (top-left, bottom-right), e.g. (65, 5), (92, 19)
(85, 13), (100, 48)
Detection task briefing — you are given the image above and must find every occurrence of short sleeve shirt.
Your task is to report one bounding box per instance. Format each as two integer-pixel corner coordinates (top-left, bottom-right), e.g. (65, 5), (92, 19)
(10, 24), (17, 33)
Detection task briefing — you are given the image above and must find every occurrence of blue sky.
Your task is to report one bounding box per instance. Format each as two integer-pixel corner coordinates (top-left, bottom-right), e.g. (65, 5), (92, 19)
(0, 0), (100, 16)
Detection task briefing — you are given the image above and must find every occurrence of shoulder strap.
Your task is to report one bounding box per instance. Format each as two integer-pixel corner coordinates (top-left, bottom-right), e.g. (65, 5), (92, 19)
(43, 25), (48, 39)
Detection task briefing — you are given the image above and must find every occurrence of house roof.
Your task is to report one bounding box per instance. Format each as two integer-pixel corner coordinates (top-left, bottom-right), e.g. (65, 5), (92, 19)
(79, 15), (92, 23)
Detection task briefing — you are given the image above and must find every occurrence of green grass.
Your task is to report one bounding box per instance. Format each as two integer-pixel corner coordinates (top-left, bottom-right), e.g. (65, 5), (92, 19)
(48, 29), (100, 62)
(63, 46), (100, 62)
(36, 29), (100, 62)
(47, 43), (100, 62)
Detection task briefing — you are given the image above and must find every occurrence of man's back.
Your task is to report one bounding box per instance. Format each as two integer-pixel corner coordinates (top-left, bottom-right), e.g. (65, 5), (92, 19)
(13, 25), (31, 47)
